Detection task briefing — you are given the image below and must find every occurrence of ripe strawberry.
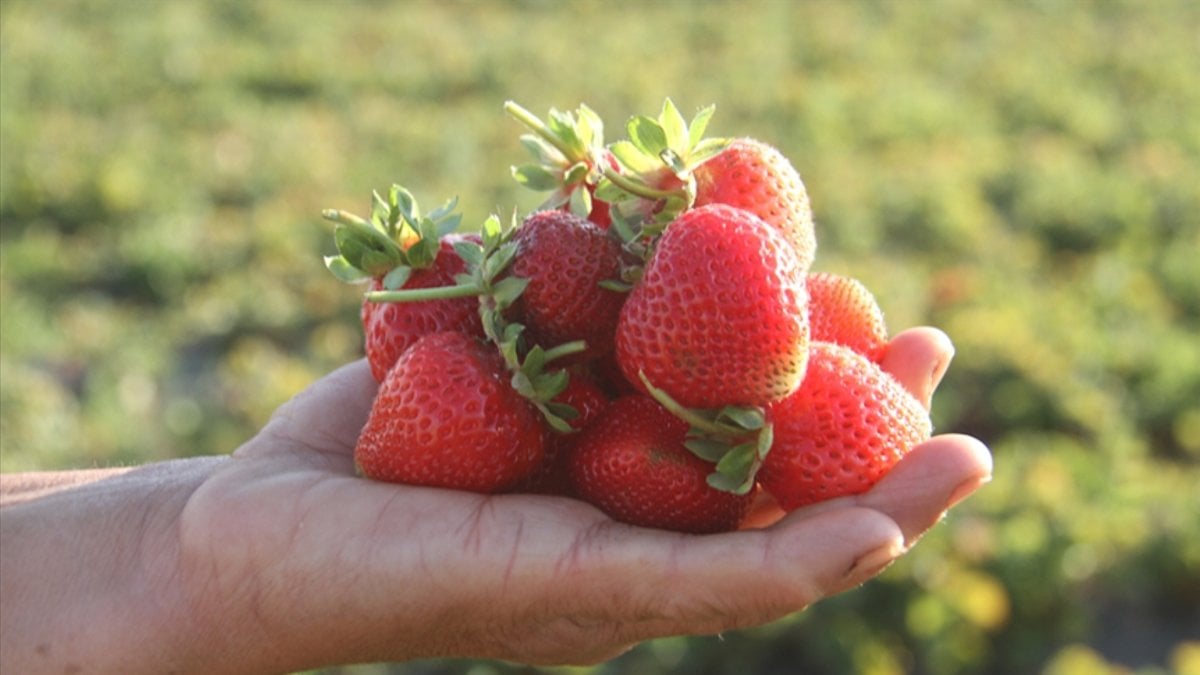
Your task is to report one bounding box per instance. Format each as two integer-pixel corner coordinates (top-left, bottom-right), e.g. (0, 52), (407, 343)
(355, 331), (546, 493)
(509, 210), (626, 362)
(615, 203), (810, 409)
(567, 395), (754, 533)
(759, 342), (932, 510)
(693, 137), (817, 270)
(360, 235), (484, 381)
(517, 370), (610, 496)
(323, 186), (481, 381)
(806, 271), (888, 362)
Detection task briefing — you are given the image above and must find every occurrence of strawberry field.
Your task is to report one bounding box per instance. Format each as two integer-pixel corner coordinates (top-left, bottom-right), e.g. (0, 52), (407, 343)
(2, 1), (1198, 673)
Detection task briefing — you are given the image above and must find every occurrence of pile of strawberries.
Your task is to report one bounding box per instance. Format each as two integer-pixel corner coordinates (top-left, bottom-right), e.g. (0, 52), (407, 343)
(322, 100), (932, 533)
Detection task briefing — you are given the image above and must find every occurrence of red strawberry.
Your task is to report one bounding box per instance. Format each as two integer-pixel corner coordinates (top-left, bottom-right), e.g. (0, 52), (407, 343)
(693, 137), (817, 270)
(517, 370), (610, 496)
(615, 203), (810, 409)
(759, 342), (932, 510)
(361, 235), (484, 381)
(806, 272), (888, 362)
(355, 331), (545, 493)
(323, 186), (482, 381)
(509, 210), (626, 362)
(567, 395), (754, 533)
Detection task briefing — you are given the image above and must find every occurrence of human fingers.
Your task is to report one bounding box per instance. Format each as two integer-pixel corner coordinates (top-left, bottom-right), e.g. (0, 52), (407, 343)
(880, 326), (956, 409)
(252, 359), (377, 463)
(853, 433), (992, 546)
(536, 503), (906, 654)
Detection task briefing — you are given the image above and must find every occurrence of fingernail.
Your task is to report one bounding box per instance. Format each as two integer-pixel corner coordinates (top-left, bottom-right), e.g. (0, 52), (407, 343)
(947, 475), (991, 510)
(845, 543), (902, 582)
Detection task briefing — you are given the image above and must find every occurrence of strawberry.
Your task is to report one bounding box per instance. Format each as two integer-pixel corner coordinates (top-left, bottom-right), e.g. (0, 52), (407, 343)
(615, 203), (810, 409)
(509, 210), (626, 362)
(567, 395), (754, 533)
(517, 370), (610, 496)
(355, 331), (546, 493)
(360, 235), (483, 381)
(599, 101), (816, 272)
(693, 137), (817, 270)
(323, 185), (482, 381)
(806, 272), (889, 362)
(759, 342), (932, 510)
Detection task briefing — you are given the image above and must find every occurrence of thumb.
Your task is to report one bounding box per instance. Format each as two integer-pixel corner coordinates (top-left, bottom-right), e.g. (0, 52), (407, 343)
(259, 359), (379, 458)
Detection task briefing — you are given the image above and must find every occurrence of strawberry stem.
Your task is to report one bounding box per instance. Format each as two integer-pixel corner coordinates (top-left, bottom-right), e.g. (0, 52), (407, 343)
(542, 340), (588, 363)
(603, 167), (682, 202)
(637, 371), (733, 437)
(504, 100), (575, 159)
(366, 283), (483, 303)
(322, 208), (372, 229)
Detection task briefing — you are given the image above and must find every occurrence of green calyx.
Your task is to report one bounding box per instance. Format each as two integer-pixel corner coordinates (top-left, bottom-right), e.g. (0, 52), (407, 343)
(596, 98), (732, 236)
(322, 184), (462, 285)
(472, 214), (585, 433)
(638, 371), (773, 495)
(366, 211), (584, 432)
(505, 100), (610, 222)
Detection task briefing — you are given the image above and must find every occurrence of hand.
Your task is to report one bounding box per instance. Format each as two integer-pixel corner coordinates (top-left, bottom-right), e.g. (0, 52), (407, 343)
(0, 327), (991, 674)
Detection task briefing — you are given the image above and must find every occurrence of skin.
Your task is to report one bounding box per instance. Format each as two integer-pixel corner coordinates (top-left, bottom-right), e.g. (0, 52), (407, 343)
(0, 326), (991, 674)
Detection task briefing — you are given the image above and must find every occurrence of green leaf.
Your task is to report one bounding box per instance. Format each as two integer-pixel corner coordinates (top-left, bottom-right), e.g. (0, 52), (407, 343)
(685, 438), (732, 463)
(486, 240), (521, 281)
(381, 265), (412, 291)
(688, 105), (717, 148)
(692, 137), (733, 166)
(453, 240), (484, 269)
(660, 148), (689, 177)
(531, 367), (570, 401)
(498, 330), (521, 365)
(609, 140), (660, 174)
(577, 104), (604, 145)
(360, 249), (398, 277)
(371, 189), (393, 232)
(569, 184), (593, 218)
(593, 177), (636, 203)
(492, 275), (529, 309)
(512, 164), (562, 191)
(427, 195), (459, 223)
(547, 108), (584, 155)
(563, 161), (590, 187)
(481, 215), (503, 248)
(334, 218), (404, 263)
(598, 278), (633, 293)
(324, 255), (369, 283)
(627, 116), (668, 156)
(393, 185), (419, 224)
(502, 321), (525, 344)
(706, 469), (756, 495)
(659, 98), (688, 154)
(545, 401), (580, 423)
(523, 344), (546, 375)
(717, 406), (766, 431)
(710, 441), (760, 495)
(539, 406), (575, 434)
(756, 423), (775, 461)
(436, 213), (463, 237)
(511, 371), (537, 399)
(520, 135), (566, 167)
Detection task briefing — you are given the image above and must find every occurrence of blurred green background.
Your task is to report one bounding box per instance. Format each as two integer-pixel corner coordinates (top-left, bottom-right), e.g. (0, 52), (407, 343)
(2, 0), (1198, 673)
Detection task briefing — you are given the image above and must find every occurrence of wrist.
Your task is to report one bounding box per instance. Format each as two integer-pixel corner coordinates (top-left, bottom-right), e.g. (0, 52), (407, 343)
(1, 457), (228, 674)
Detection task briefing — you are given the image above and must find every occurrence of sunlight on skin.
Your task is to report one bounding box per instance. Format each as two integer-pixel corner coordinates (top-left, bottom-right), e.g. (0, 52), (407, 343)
(0, 326), (991, 673)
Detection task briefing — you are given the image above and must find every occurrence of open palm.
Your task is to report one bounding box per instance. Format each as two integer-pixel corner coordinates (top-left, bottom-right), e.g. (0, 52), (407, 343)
(177, 327), (992, 671)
